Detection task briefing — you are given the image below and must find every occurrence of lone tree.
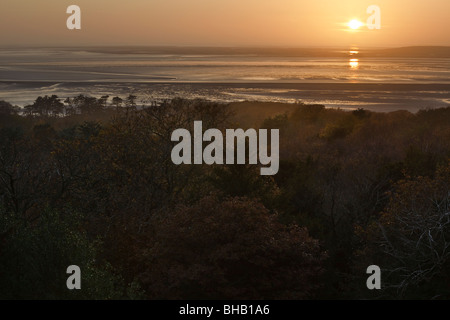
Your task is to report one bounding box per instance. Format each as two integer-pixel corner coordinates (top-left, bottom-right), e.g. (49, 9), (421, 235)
(125, 95), (138, 110)
(112, 97), (123, 110)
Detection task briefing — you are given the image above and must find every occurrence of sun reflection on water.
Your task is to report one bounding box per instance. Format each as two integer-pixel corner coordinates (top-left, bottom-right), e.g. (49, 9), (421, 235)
(348, 49), (360, 69)
(349, 58), (359, 69)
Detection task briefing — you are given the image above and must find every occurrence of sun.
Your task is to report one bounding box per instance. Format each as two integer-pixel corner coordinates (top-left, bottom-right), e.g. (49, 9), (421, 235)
(348, 19), (364, 30)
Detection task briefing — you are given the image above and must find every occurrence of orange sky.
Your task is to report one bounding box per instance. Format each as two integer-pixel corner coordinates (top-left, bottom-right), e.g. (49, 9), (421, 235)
(0, 0), (449, 47)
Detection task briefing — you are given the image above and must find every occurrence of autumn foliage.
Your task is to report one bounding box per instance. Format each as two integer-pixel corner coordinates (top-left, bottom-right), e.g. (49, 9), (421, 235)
(0, 95), (449, 299)
(136, 196), (326, 299)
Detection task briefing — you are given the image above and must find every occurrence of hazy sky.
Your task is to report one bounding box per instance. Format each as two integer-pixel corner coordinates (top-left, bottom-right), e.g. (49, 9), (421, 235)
(1, 0), (449, 47)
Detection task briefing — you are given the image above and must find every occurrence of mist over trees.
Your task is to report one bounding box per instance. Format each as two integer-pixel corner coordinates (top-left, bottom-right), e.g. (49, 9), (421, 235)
(0, 95), (449, 299)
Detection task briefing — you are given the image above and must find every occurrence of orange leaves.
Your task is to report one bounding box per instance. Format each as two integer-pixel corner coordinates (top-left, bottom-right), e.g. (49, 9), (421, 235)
(135, 196), (326, 299)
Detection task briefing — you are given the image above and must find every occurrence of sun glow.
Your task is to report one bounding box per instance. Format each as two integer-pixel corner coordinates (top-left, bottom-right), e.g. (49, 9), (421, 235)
(349, 58), (359, 69)
(348, 19), (364, 30)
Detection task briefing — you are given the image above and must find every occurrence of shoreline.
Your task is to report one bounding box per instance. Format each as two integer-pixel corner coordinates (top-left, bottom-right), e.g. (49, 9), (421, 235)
(1, 81), (449, 113)
(1, 80), (449, 89)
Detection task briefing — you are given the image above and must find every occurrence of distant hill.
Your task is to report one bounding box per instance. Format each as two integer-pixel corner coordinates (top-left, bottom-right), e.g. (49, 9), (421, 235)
(365, 46), (450, 58)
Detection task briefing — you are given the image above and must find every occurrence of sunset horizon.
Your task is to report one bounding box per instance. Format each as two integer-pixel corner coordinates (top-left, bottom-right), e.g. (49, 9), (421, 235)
(1, 0), (449, 47)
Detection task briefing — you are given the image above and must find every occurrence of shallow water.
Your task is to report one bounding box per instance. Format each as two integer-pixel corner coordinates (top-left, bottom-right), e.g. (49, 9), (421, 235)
(0, 48), (449, 111)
